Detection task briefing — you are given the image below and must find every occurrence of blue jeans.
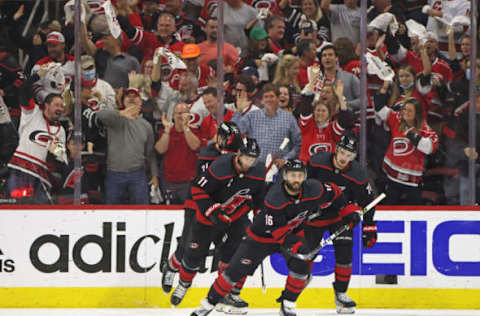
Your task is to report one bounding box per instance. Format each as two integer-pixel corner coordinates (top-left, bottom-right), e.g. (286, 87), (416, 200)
(105, 169), (149, 204)
(7, 169), (50, 204)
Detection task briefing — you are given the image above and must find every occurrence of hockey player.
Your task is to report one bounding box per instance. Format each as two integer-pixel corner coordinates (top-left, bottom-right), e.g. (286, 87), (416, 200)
(167, 137), (266, 309)
(161, 121), (242, 291)
(190, 159), (362, 316)
(306, 132), (377, 314)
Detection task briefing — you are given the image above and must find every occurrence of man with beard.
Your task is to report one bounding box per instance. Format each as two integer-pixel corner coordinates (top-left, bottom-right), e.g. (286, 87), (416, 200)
(167, 138), (266, 308)
(7, 65), (67, 203)
(197, 17), (239, 68)
(96, 88), (158, 204)
(190, 159), (362, 316)
(306, 132), (377, 314)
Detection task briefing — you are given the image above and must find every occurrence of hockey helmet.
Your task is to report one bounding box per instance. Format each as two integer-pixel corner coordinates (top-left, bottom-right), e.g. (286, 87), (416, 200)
(337, 131), (358, 154)
(282, 159), (307, 181)
(217, 121), (242, 152)
(239, 137), (260, 158)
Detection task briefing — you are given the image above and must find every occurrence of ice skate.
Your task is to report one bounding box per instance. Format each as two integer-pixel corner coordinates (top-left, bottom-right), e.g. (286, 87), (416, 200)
(215, 293), (248, 314)
(191, 298), (215, 316)
(170, 280), (191, 306)
(161, 262), (177, 294)
(279, 299), (296, 316)
(334, 289), (356, 314)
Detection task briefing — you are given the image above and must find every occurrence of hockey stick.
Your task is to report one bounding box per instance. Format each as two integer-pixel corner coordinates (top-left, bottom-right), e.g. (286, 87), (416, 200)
(287, 193), (386, 261)
(265, 138), (290, 174)
(260, 260), (266, 293)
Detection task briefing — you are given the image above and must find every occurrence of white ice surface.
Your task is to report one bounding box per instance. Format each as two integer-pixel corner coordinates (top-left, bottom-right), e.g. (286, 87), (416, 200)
(1, 309), (479, 316)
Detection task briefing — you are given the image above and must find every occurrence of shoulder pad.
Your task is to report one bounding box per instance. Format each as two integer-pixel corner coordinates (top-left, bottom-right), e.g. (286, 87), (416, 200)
(302, 178), (325, 199)
(246, 162), (266, 181)
(209, 153), (235, 180)
(198, 143), (220, 160)
(309, 151), (333, 168)
(264, 182), (289, 209)
(343, 160), (368, 184)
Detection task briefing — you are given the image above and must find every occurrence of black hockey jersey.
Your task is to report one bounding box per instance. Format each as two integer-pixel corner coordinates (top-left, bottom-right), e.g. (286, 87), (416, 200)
(196, 142), (221, 176)
(307, 151), (375, 223)
(190, 153), (266, 225)
(247, 178), (347, 244)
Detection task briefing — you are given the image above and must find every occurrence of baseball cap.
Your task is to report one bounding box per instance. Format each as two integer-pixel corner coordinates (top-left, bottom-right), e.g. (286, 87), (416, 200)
(125, 87), (140, 96)
(81, 55), (95, 70)
(182, 44), (201, 59)
(46, 31), (65, 44)
(249, 27), (268, 41)
(241, 66), (259, 78)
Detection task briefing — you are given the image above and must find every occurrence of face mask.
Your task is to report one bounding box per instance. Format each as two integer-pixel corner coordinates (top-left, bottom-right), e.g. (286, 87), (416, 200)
(400, 81), (414, 90)
(466, 69), (471, 80)
(83, 69), (96, 81)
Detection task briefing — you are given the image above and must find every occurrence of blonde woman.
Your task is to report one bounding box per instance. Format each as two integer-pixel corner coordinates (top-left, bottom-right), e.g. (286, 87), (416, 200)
(273, 54), (301, 97)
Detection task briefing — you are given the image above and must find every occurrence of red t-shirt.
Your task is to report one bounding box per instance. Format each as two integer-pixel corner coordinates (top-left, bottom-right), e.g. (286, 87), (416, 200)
(160, 127), (201, 183)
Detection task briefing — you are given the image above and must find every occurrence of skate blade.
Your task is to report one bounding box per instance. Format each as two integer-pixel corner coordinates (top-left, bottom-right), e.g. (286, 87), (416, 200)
(215, 303), (248, 315)
(336, 306), (355, 314)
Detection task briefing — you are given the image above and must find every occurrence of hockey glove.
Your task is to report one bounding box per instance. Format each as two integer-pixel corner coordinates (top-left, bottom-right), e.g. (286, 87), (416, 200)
(362, 221), (377, 248)
(205, 203), (231, 228)
(284, 235), (310, 256)
(340, 204), (362, 229)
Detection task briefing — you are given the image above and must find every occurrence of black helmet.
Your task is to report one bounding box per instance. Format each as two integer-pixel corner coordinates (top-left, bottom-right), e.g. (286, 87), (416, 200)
(337, 132), (357, 154)
(239, 137), (260, 158)
(217, 121), (242, 152)
(282, 159), (307, 179)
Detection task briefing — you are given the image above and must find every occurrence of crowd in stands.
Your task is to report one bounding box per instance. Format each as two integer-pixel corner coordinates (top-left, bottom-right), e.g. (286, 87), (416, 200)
(0, 0), (479, 205)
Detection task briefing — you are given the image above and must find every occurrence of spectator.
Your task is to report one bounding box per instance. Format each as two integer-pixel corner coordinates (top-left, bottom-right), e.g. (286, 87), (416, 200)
(199, 87), (235, 143)
(424, 0), (470, 58)
(116, 11), (185, 60)
(321, 0), (361, 45)
(279, 0), (330, 45)
(296, 38), (319, 89)
(273, 54), (301, 96)
(266, 15), (287, 54)
(223, 0), (262, 52)
(81, 55), (117, 110)
(226, 74), (260, 115)
(278, 85), (295, 115)
(197, 17), (239, 68)
(155, 102), (202, 203)
(318, 44), (361, 110)
(375, 85), (439, 205)
(172, 43), (215, 94)
(7, 67), (67, 204)
(163, 0), (205, 43)
(96, 88), (158, 204)
(233, 83), (302, 165)
(388, 64), (427, 118)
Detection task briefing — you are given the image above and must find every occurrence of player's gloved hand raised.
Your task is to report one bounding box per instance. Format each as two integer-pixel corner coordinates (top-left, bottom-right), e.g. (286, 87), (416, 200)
(206, 203), (232, 228)
(340, 204), (362, 229)
(362, 221), (377, 248)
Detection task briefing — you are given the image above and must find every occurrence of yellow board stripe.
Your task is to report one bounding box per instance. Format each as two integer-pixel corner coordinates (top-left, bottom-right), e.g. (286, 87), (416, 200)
(1, 288), (479, 309)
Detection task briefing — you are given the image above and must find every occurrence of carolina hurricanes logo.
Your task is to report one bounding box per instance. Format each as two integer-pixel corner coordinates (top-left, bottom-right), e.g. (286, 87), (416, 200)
(29, 131), (55, 148)
(432, 0), (442, 11)
(252, 0), (272, 10)
(309, 143), (332, 155)
(392, 137), (415, 156)
(189, 112), (202, 126)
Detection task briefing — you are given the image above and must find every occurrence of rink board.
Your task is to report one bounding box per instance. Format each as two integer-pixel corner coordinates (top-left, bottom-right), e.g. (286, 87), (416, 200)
(0, 205), (479, 309)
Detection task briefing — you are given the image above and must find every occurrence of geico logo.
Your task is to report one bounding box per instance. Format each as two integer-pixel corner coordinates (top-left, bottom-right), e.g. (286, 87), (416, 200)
(0, 249), (15, 273)
(29, 222), (163, 273)
(271, 220), (480, 277)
